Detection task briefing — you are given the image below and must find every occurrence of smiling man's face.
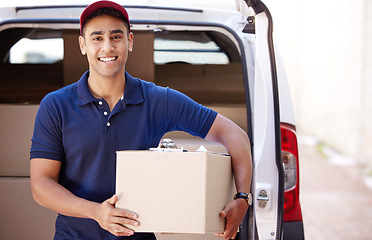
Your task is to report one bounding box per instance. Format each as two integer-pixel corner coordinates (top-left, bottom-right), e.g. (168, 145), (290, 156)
(79, 14), (133, 79)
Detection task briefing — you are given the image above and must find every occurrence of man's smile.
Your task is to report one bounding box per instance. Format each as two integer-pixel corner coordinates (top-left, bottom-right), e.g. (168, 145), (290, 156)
(98, 56), (118, 63)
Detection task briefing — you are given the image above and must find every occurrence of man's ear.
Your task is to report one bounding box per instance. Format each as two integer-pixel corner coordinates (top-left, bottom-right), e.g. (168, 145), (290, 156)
(79, 36), (87, 55)
(128, 32), (134, 53)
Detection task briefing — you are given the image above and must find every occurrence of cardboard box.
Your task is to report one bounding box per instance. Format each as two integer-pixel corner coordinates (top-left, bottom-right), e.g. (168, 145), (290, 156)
(116, 151), (235, 234)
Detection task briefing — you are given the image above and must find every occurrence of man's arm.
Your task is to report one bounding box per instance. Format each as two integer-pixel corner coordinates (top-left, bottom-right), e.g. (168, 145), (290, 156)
(30, 158), (139, 237)
(205, 114), (252, 240)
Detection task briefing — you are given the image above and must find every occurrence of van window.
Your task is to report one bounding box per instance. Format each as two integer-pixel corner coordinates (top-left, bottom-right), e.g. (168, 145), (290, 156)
(153, 31), (244, 104)
(0, 27), (244, 105)
(154, 38), (229, 65)
(10, 38), (64, 64)
(0, 28), (64, 104)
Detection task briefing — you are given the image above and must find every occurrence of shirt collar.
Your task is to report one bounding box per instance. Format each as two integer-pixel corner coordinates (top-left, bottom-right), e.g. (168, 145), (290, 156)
(77, 71), (144, 106)
(123, 72), (144, 105)
(77, 71), (96, 106)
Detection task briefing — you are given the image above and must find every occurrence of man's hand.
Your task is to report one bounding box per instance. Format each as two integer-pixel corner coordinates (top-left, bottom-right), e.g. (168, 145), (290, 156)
(215, 199), (249, 240)
(93, 195), (140, 237)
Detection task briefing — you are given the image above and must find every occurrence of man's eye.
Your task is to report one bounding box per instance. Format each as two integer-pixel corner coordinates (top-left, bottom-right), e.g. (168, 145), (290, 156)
(112, 35), (122, 40)
(93, 37), (102, 41)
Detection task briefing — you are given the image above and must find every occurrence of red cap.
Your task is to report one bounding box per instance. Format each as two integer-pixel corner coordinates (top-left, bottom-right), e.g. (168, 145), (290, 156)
(80, 0), (130, 35)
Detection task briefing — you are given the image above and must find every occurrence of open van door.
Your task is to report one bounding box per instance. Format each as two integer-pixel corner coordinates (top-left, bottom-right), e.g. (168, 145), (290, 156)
(240, 1), (284, 239)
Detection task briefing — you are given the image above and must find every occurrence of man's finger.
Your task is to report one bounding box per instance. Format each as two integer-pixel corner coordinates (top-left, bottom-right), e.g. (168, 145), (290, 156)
(114, 215), (140, 227)
(111, 224), (134, 237)
(213, 233), (225, 239)
(114, 207), (138, 219)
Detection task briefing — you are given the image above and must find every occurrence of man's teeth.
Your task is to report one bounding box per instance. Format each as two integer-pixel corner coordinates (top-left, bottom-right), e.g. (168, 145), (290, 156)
(99, 57), (116, 62)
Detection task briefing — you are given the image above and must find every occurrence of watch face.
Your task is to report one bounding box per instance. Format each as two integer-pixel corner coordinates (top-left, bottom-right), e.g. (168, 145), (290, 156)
(247, 193), (252, 205)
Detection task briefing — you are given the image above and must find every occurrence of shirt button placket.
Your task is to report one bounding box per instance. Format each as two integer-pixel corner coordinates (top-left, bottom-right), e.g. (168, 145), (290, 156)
(98, 100), (110, 128)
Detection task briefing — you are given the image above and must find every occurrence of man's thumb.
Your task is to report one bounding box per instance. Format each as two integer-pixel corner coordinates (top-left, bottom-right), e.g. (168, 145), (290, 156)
(220, 203), (233, 218)
(107, 194), (118, 205)
(220, 210), (227, 218)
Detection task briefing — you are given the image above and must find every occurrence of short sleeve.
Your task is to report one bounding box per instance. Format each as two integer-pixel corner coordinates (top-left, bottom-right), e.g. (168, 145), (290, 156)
(164, 88), (217, 138)
(30, 95), (65, 161)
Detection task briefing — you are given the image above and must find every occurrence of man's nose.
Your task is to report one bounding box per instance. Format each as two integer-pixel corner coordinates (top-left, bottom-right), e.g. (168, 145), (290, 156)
(102, 38), (114, 52)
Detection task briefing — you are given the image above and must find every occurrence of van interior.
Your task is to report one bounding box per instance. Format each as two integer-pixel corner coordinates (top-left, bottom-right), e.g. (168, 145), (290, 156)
(0, 27), (247, 239)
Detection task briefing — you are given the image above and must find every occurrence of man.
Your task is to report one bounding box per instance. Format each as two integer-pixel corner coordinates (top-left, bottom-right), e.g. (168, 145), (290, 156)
(30, 1), (252, 240)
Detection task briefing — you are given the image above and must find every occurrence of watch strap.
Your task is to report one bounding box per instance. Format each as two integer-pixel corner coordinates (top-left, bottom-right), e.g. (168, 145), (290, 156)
(234, 192), (252, 205)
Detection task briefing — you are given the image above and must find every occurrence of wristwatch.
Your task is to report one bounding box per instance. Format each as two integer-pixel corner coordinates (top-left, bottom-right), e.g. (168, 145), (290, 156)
(234, 192), (252, 206)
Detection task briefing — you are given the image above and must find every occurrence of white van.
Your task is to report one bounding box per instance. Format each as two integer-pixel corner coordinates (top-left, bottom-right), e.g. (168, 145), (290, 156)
(0, 1), (304, 239)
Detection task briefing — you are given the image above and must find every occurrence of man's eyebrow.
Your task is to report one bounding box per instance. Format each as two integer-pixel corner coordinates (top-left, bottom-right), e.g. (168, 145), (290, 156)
(90, 31), (103, 36)
(110, 29), (124, 34)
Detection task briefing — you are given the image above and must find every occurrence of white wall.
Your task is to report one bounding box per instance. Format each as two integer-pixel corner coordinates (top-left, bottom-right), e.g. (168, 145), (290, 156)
(264, 0), (372, 167)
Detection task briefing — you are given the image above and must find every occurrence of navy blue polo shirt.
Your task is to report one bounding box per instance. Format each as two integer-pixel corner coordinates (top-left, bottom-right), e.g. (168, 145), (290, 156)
(30, 71), (217, 240)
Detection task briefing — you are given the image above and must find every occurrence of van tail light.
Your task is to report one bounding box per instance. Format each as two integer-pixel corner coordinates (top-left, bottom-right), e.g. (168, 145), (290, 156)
(281, 123), (303, 222)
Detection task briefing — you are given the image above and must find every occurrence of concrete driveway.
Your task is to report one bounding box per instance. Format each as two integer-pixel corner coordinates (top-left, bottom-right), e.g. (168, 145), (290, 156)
(299, 138), (372, 240)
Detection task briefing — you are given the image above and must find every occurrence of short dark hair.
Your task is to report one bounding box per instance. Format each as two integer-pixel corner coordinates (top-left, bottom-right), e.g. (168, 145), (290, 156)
(81, 7), (130, 37)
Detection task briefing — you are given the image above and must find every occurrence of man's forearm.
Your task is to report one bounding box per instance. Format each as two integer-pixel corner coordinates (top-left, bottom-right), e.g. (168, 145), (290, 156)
(226, 129), (252, 193)
(30, 158), (139, 237)
(30, 159), (99, 219)
(206, 114), (252, 240)
(205, 114), (252, 193)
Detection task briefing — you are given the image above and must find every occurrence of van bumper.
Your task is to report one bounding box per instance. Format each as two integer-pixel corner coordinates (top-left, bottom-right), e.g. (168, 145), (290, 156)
(283, 221), (305, 240)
